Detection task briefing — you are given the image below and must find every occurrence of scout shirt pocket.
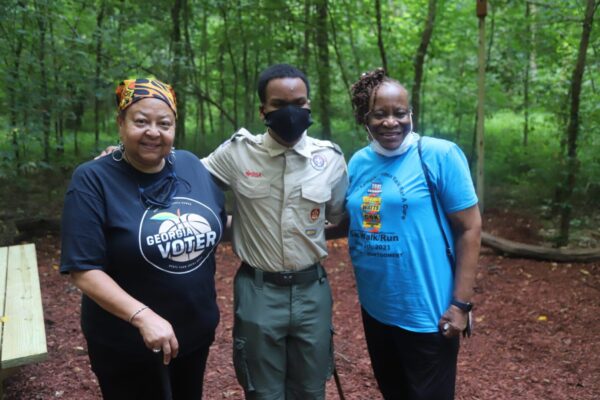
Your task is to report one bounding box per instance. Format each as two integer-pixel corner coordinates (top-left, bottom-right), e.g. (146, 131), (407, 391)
(235, 178), (271, 199)
(301, 183), (331, 226)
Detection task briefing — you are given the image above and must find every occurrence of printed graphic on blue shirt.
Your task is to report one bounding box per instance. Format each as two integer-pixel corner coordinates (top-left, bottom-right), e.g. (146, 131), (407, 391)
(361, 182), (382, 232)
(139, 197), (223, 274)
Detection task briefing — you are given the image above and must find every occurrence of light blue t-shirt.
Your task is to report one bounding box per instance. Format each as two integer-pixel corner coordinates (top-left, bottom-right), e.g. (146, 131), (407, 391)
(346, 137), (478, 333)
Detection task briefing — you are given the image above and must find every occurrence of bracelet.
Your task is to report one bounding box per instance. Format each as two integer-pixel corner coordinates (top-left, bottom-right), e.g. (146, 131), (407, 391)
(128, 306), (149, 324)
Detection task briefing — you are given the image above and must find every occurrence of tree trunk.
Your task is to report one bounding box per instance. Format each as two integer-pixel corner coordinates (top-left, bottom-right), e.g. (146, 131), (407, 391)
(182, 0), (200, 148)
(485, 1), (495, 71)
(221, 6), (239, 129)
(374, 0), (387, 73)
(315, 0), (331, 140)
(217, 47), (226, 141)
(455, 62), (466, 142)
(94, 1), (106, 151)
(171, 0), (186, 147)
(49, 17), (64, 155)
(523, 2), (531, 147)
(35, 0), (51, 163)
(73, 95), (84, 156)
(412, 0), (437, 132)
(476, 4), (487, 212)
(328, 3), (351, 100)
(8, 3), (25, 165)
(556, 0), (597, 247)
(237, 0), (252, 126)
(301, 0), (311, 73)
(202, 10), (214, 140)
(341, 0), (362, 74)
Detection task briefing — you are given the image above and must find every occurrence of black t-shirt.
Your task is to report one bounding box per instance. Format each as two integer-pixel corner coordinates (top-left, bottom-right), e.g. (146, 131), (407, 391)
(61, 150), (226, 356)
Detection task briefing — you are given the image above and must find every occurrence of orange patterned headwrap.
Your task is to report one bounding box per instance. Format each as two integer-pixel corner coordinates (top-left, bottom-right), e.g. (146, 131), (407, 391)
(115, 78), (177, 118)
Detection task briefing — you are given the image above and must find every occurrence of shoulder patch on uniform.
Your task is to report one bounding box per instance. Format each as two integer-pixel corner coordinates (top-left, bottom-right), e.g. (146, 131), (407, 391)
(311, 138), (343, 155)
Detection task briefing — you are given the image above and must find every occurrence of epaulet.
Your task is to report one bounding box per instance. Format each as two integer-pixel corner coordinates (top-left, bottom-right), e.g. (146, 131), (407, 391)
(230, 127), (260, 143)
(310, 138), (343, 155)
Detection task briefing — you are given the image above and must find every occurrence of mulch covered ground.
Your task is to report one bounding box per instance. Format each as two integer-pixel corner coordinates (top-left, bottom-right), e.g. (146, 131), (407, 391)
(3, 209), (599, 399)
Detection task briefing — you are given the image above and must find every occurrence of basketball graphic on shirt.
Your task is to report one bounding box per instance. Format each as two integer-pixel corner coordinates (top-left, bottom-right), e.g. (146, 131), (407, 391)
(158, 213), (212, 262)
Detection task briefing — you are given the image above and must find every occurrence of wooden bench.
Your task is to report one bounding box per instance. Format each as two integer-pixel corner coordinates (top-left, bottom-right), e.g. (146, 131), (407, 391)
(0, 244), (47, 397)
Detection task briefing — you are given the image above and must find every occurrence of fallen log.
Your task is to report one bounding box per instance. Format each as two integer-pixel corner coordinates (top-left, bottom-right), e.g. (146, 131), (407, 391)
(10, 217), (599, 263)
(481, 232), (600, 263)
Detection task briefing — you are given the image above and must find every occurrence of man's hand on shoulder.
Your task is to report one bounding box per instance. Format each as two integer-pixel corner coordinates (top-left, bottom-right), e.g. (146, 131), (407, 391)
(95, 145), (119, 160)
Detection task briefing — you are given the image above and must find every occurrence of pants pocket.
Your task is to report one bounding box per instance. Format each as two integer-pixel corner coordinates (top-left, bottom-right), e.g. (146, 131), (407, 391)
(233, 337), (255, 392)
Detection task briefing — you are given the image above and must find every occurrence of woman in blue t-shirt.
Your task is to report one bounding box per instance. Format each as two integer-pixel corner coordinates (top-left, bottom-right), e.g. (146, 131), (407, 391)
(345, 68), (482, 400)
(60, 78), (226, 399)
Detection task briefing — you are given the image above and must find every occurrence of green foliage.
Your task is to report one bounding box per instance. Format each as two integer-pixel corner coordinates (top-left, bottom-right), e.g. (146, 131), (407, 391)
(484, 111), (562, 204)
(0, 0), (598, 242)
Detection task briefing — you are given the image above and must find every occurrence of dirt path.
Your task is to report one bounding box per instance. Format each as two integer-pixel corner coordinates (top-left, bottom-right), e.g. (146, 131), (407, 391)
(3, 228), (599, 399)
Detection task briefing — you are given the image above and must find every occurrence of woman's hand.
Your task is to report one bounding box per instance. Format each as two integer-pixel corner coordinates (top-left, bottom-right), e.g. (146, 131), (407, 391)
(438, 305), (469, 338)
(130, 308), (180, 365)
(71, 270), (179, 364)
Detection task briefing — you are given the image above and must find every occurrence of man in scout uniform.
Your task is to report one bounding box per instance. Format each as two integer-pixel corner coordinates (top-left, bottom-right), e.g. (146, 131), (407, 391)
(202, 64), (348, 400)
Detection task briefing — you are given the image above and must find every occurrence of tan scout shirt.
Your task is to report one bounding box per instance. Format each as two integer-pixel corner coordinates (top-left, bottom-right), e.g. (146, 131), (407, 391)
(201, 128), (348, 272)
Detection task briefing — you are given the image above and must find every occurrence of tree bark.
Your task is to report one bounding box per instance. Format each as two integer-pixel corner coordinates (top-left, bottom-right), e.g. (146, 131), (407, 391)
(35, 0), (51, 163)
(315, 0), (331, 139)
(557, 0), (597, 247)
(481, 232), (600, 263)
(328, 3), (351, 100)
(49, 17), (64, 155)
(93, 0), (106, 151)
(202, 10), (214, 140)
(412, 0), (437, 132)
(171, 0), (186, 147)
(7, 1), (25, 165)
(237, 0), (252, 126)
(301, 0), (311, 73)
(485, 1), (495, 71)
(341, 0), (362, 74)
(217, 47), (226, 141)
(523, 2), (531, 147)
(476, 6), (487, 212)
(221, 5), (239, 129)
(374, 0), (387, 73)
(182, 0), (201, 147)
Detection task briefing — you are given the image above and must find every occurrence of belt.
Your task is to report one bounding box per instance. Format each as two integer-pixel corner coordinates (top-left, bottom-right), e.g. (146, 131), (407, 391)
(241, 262), (326, 286)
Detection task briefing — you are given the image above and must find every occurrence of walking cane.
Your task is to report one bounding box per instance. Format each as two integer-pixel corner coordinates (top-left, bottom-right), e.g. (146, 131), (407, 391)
(156, 353), (173, 400)
(333, 363), (346, 400)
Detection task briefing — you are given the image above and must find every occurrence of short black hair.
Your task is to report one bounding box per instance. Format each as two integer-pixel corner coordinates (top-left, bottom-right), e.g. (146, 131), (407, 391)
(257, 64), (310, 103)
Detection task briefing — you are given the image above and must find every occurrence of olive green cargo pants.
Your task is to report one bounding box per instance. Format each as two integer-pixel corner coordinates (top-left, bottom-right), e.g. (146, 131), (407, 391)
(232, 264), (334, 400)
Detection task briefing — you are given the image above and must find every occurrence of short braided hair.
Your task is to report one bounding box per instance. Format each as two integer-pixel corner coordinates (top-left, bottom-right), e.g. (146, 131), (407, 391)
(350, 68), (405, 125)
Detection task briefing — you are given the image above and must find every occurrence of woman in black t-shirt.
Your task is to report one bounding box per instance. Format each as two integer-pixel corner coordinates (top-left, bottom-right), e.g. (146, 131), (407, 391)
(61, 78), (226, 399)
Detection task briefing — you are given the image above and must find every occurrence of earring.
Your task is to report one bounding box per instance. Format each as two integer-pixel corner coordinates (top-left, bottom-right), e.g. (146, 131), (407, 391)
(365, 125), (375, 141)
(112, 143), (124, 162)
(167, 148), (176, 165)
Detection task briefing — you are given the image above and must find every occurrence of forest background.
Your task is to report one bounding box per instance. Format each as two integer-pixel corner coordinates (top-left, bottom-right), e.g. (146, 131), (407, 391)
(0, 0), (598, 248)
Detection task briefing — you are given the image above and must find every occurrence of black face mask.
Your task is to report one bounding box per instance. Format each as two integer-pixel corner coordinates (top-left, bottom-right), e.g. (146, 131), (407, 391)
(264, 105), (313, 144)
(138, 170), (191, 209)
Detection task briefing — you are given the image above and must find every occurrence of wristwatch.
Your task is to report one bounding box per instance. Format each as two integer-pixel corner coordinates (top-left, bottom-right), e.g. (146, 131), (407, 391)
(451, 298), (473, 312)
